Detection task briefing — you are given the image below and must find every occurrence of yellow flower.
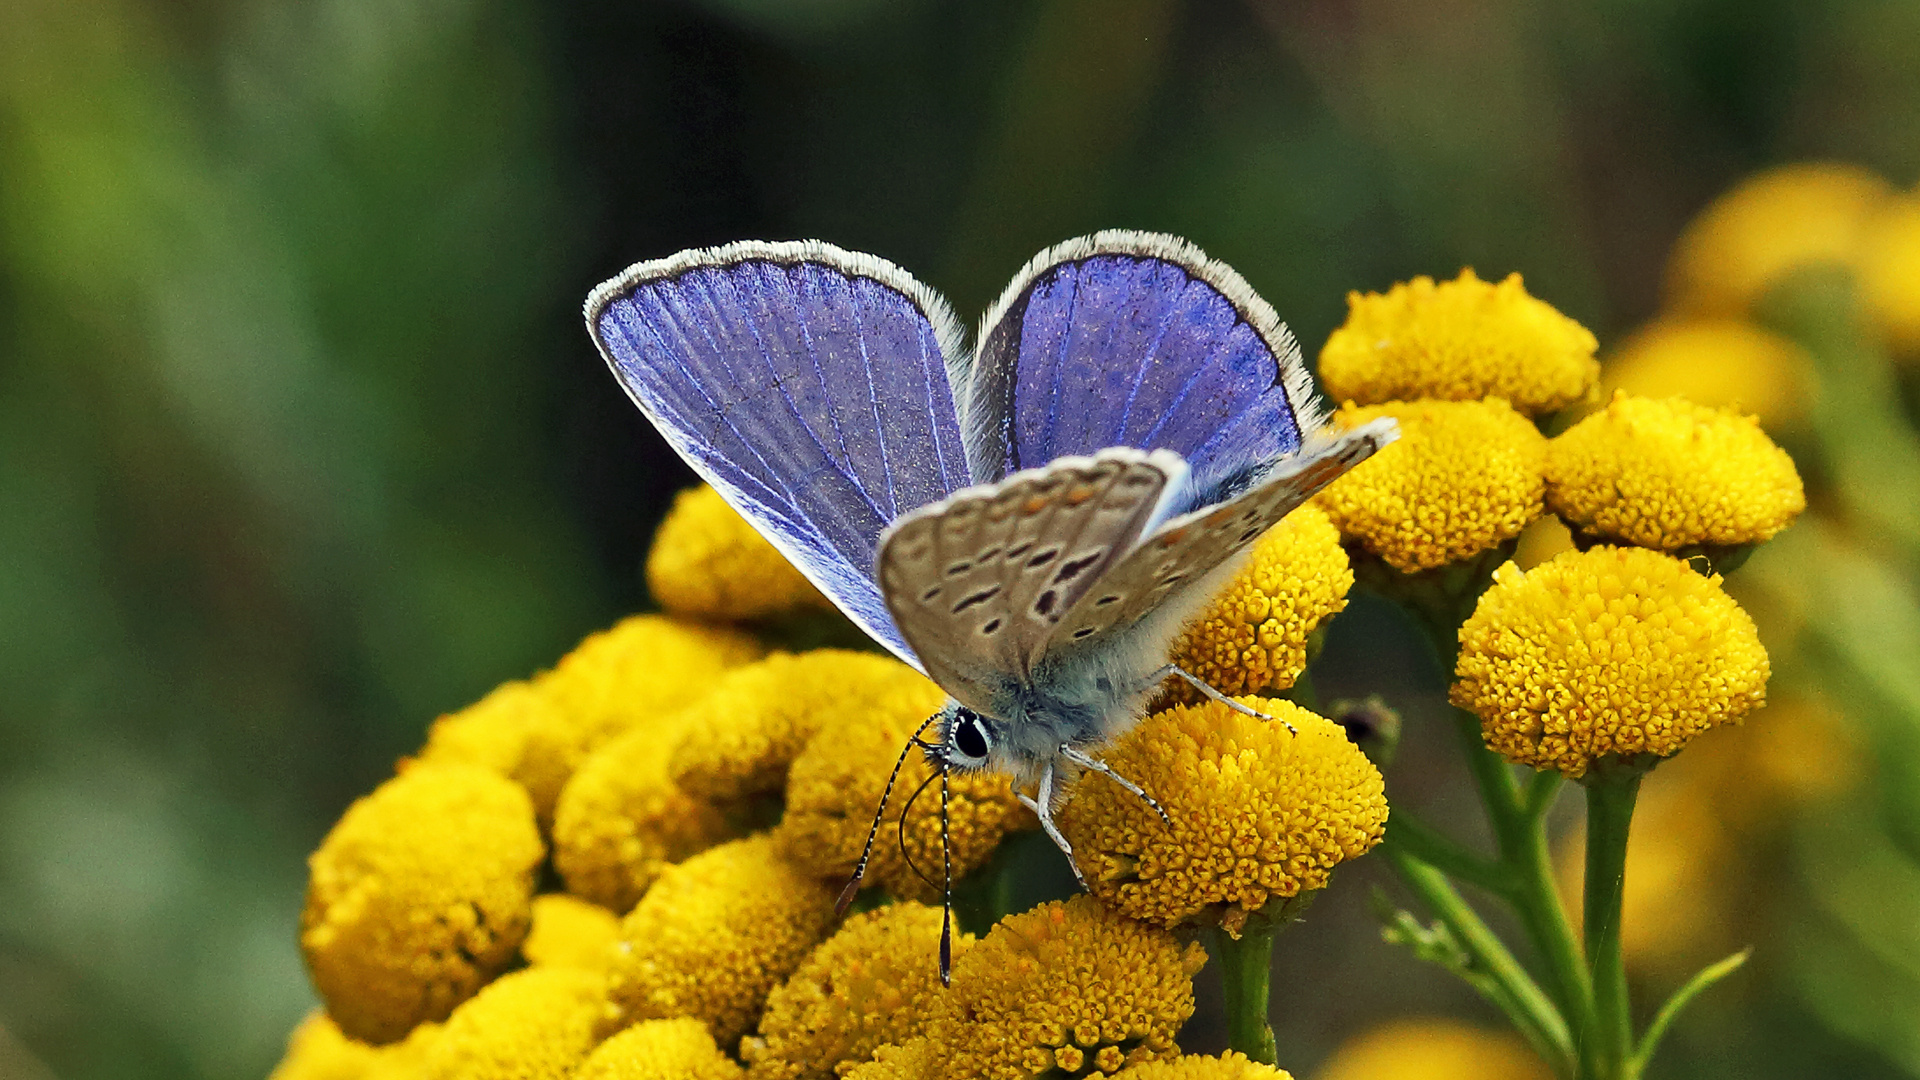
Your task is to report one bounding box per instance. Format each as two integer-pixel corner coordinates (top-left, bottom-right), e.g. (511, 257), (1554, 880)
(1544, 394), (1805, 550)
(518, 614), (764, 821)
(1318, 270), (1598, 416)
(1118, 1052), (1294, 1079)
(671, 650), (924, 805)
(1666, 162), (1893, 316)
(775, 670), (1033, 903)
(921, 896), (1207, 1080)
(418, 967), (604, 1080)
(522, 894), (622, 970)
(648, 484), (830, 621)
(602, 833), (838, 1048)
(744, 902), (968, 1080)
(1314, 400), (1547, 573)
(419, 679), (558, 780)
(1861, 191), (1920, 356)
(1315, 1020), (1551, 1080)
(842, 1038), (938, 1080)
(1165, 505), (1351, 699)
(301, 763), (543, 1043)
(1058, 700), (1386, 933)
(1453, 547), (1771, 778)
(576, 1018), (746, 1080)
(553, 708), (735, 913)
(269, 1012), (382, 1080)
(1600, 318), (1808, 430)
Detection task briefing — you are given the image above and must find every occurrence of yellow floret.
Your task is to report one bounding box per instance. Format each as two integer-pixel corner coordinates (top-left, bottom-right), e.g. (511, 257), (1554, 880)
(418, 967), (604, 1080)
(602, 833), (838, 1048)
(517, 614), (764, 821)
(1316, 1020), (1551, 1080)
(301, 763), (543, 1043)
(774, 668), (1033, 903)
(576, 1018), (746, 1080)
(1666, 162), (1893, 316)
(269, 1012), (382, 1080)
(648, 484), (829, 621)
(418, 679), (561, 780)
(1058, 700), (1386, 933)
(1861, 192), (1920, 356)
(1544, 394), (1805, 550)
(1315, 400), (1547, 573)
(1452, 547), (1771, 778)
(1117, 1051), (1295, 1079)
(671, 650), (921, 805)
(552, 707), (735, 913)
(744, 902), (967, 1080)
(1165, 504), (1351, 699)
(522, 894), (622, 970)
(919, 895), (1206, 1079)
(1600, 318), (1807, 430)
(1318, 270), (1598, 415)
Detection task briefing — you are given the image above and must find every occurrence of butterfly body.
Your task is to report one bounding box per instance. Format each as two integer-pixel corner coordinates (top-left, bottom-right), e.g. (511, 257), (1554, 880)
(587, 231), (1395, 840)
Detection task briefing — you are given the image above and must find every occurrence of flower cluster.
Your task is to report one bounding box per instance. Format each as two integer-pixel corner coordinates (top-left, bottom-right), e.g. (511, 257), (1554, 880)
(274, 481), (1389, 1080)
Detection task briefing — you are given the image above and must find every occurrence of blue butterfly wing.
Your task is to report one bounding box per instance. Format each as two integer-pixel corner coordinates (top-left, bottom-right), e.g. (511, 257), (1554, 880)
(959, 232), (1320, 509)
(587, 241), (974, 667)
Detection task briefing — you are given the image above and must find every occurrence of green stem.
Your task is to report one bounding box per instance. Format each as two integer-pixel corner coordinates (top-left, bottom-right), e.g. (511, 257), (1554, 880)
(1584, 773), (1643, 1079)
(1387, 809), (1514, 897)
(1382, 845), (1576, 1077)
(1629, 949), (1750, 1075)
(1211, 924), (1279, 1066)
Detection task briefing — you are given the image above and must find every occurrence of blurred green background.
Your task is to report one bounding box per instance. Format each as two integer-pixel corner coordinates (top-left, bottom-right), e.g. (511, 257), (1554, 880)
(3, 0), (1918, 1078)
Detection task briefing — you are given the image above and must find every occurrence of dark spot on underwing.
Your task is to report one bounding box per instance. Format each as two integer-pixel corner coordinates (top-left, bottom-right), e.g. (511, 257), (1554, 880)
(1026, 548), (1059, 568)
(1053, 551), (1103, 584)
(951, 585), (1002, 613)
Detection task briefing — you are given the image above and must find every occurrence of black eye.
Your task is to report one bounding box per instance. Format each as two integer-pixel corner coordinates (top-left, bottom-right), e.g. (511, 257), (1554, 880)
(952, 710), (990, 761)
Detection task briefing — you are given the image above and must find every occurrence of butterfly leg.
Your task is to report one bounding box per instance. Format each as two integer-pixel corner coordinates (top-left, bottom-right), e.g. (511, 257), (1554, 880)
(1017, 765), (1089, 891)
(1147, 663), (1295, 734)
(1058, 744), (1172, 827)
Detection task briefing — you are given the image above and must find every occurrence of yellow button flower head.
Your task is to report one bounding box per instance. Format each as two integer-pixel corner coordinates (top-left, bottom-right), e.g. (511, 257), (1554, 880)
(1057, 700), (1386, 933)
(919, 895), (1206, 1079)
(1861, 191), (1920, 355)
(1316, 1020), (1551, 1080)
(577, 1018), (746, 1080)
(1315, 400), (1548, 573)
(301, 762), (543, 1043)
(672, 650), (923, 805)
(1453, 546), (1770, 779)
(522, 893), (622, 970)
(269, 1012), (382, 1080)
(418, 966), (604, 1080)
(649, 484), (830, 621)
(553, 706), (735, 913)
(1545, 394), (1806, 550)
(775, 670), (1033, 903)
(744, 902), (968, 1080)
(1319, 270), (1599, 416)
(1165, 504), (1351, 699)
(419, 679), (560, 780)
(603, 833), (838, 1048)
(1601, 318), (1807, 430)
(1666, 162), (1893, 316)
(1117, 1051), (1295, 1079)
(518, 614), (764, 821)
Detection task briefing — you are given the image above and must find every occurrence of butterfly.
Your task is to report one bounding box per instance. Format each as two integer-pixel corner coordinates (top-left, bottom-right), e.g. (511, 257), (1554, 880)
(585, 230), (1395, 941)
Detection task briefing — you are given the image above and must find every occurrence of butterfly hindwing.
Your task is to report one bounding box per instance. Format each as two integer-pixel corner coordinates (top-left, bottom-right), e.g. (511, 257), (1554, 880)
(587, 241), (973, 666)
(1043, 420), (1399, 666)
(956, 231), (1325, 504)
(877, 448), (1187, 712)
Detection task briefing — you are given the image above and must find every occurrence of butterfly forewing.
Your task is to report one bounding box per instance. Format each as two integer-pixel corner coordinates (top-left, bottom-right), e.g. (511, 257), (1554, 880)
(1043, 420), (1398, 664)
(878, 449), (1186, 711)
(587, 241), (973, 667)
